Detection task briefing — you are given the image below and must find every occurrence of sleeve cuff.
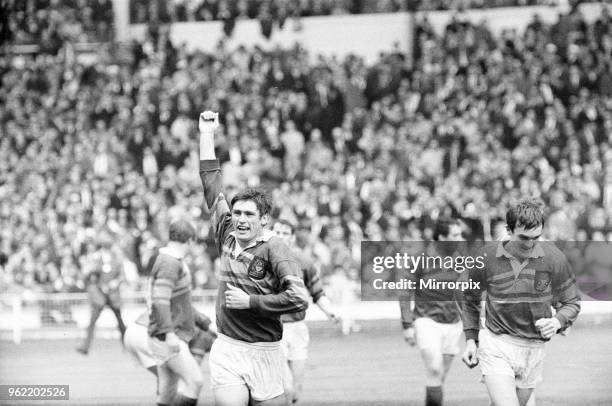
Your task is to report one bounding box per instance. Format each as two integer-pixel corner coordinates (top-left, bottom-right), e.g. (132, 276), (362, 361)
(465, 328), (479, 341)
(249, 295), (261, 311)
(402, 322), (413, 329)
(554, 314), (567, 329)
(200, 159), (220, 172)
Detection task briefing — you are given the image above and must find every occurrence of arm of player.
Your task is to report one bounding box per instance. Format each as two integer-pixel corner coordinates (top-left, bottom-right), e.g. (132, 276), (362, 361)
(198, 111), (233, 250)
(149, 259), (179, 336)
(399, 299), (416, 346)
(537, 259), (581, 339)
(315, 296), (340, 323)
(304, 260), (339, 322)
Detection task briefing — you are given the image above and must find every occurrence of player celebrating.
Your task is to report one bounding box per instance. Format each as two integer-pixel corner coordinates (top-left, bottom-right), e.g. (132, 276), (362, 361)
(198, 110), (309, 406)
(272, 219), (340, 405)
(76, 236), (126, 355)
(461, 199), (581, 406)
(399, 217), (465, 406)
(147, 219), (204, 406)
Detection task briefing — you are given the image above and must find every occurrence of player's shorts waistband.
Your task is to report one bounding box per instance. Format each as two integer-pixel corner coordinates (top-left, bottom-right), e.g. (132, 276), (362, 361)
(483, 328), (545, 348)
(217, 333), (280, 350)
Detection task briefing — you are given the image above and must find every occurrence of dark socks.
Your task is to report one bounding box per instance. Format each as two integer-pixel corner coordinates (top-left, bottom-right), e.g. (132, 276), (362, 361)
(425, 385), (443, 406)
(173, 395), (197, 406)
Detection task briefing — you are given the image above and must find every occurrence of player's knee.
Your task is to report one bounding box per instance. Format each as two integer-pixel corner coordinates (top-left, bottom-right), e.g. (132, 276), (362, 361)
(191, 370), (204, 390)
(426, 364), (443, 378)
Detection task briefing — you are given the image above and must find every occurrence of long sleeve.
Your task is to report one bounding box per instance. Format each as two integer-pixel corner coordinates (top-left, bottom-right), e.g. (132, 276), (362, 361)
(552, 259), (581, 328)
(249, 240), (309, 314)
(200, 159), (232, 250)
(461, 264), (486, 342)
(149, 256), (180, 335)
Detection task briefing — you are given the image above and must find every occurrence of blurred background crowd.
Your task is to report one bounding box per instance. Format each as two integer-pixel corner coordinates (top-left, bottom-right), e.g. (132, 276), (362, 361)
(1, 0), (611, 296)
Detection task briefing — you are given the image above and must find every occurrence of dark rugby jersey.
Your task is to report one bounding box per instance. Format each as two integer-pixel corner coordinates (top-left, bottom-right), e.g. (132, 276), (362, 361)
(147, 249), (198, 342)
(200, 159), (309, 343)
(400, 244), (462, 327)
(281, 248), (326, 323)
(462, 241), (581, 342)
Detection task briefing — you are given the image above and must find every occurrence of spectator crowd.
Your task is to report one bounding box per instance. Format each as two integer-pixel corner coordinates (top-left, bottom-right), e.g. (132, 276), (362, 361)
(1, 2), (611, 296)
(129, 0), (562, 38)
(2, 0), (114, 50)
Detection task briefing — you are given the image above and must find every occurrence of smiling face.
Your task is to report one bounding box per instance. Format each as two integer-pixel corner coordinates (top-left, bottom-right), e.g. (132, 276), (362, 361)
(508, 224), (543, 259)
(232, 199), (268, 247)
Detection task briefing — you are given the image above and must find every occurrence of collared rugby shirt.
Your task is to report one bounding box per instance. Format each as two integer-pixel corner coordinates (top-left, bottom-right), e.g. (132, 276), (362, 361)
(200, 159), (309, 343)
(281, 248), (326, 323)
(462, 241), (581, 342)
(147, 248), (198, 342)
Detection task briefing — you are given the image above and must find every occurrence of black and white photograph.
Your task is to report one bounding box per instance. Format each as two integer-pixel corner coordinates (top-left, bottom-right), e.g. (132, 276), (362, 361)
(1, 0), (612, 405)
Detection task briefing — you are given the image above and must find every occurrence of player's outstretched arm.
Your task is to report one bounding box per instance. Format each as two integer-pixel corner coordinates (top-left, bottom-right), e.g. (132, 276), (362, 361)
(199, 110), (219, 160)
(198, 110), (232, 247)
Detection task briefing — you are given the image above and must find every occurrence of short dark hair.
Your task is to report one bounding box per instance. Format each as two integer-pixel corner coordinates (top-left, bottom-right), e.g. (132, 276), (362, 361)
(230, 188), (272, 217)
(168, 220), (196, 243)
(506, 199), (545, 232)
(274, 218), (296, 234)
(433, 217), (461, 241)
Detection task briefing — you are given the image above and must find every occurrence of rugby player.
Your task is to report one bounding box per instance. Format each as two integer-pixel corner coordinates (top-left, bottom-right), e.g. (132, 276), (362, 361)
(124, 309), (216, 376)
(272, 219), (340, 405)
(461, 199), (581, 406)
(148, 219), (204, 406)
(198, 110), (309, 406)
(76, 237), (126, 355)
(400, 217), (464, 406)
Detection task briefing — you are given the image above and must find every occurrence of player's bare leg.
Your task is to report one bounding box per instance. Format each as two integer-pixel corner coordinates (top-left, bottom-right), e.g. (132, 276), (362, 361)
(157, 363), (179, 405)
(108, 303), (126, 341)
(213, 385), (250, 406)
(420, 347), (444, 405)
(441, 354), (454, 383)
(516, 388), (534, 406)
(287, 360), (306, 404)
(77, 304), (103, 355)
(489, 391), (536, 406)
(484, 375), (534, 406)
(165, 346), (203, 405)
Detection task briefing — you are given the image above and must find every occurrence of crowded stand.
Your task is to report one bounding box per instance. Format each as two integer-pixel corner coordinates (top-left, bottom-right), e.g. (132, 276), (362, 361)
(1, 3), (611, 296)
(2, 0), (114, 49)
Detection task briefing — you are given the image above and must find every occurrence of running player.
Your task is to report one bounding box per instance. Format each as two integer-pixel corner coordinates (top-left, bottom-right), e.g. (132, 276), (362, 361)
(198, 110), (309, 406)
(76, 237), (126, 355)
(461, 199), (581, 406)
(272, 219), (340, 405)
(124, 309), (216, 376)
(147, 219), (204, 406)
(399, 217), (464, 406)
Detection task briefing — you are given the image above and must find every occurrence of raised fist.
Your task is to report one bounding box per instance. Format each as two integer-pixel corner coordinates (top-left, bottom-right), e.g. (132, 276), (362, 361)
(199, 110), (219, 134)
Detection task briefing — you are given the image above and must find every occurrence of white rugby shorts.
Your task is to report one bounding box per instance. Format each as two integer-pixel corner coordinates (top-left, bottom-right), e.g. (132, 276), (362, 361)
(209, 333), (284, 401)
(414, 317), (463, 355)
(478, 328), (546, 389)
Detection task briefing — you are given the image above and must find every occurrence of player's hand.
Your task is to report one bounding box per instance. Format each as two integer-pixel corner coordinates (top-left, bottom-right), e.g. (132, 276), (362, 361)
(403, 327), (416, 346)
(166, 332), (181, 354)
(225, 284), (250, 309)
(535, 317), (561, 339)
(199, 110), (219, 134)
(462, 339), (479, 369)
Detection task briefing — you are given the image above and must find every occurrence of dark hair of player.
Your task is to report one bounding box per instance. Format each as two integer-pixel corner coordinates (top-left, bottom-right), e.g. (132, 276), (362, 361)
(168, 220), (196, 243)
(274, 218), (295, 234)
(433, 217), (461, 241)
(230, 188), (272, 217)
(506, 199), (545, 232)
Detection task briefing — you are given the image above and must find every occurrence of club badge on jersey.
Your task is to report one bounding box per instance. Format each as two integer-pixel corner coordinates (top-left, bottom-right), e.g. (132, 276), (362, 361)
(247, 257), (269, 280)
(534, 271), (552, 292)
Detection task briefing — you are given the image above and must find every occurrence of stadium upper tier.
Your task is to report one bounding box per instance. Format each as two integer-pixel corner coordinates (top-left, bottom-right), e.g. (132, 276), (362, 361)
(1, 5), (611, 294)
